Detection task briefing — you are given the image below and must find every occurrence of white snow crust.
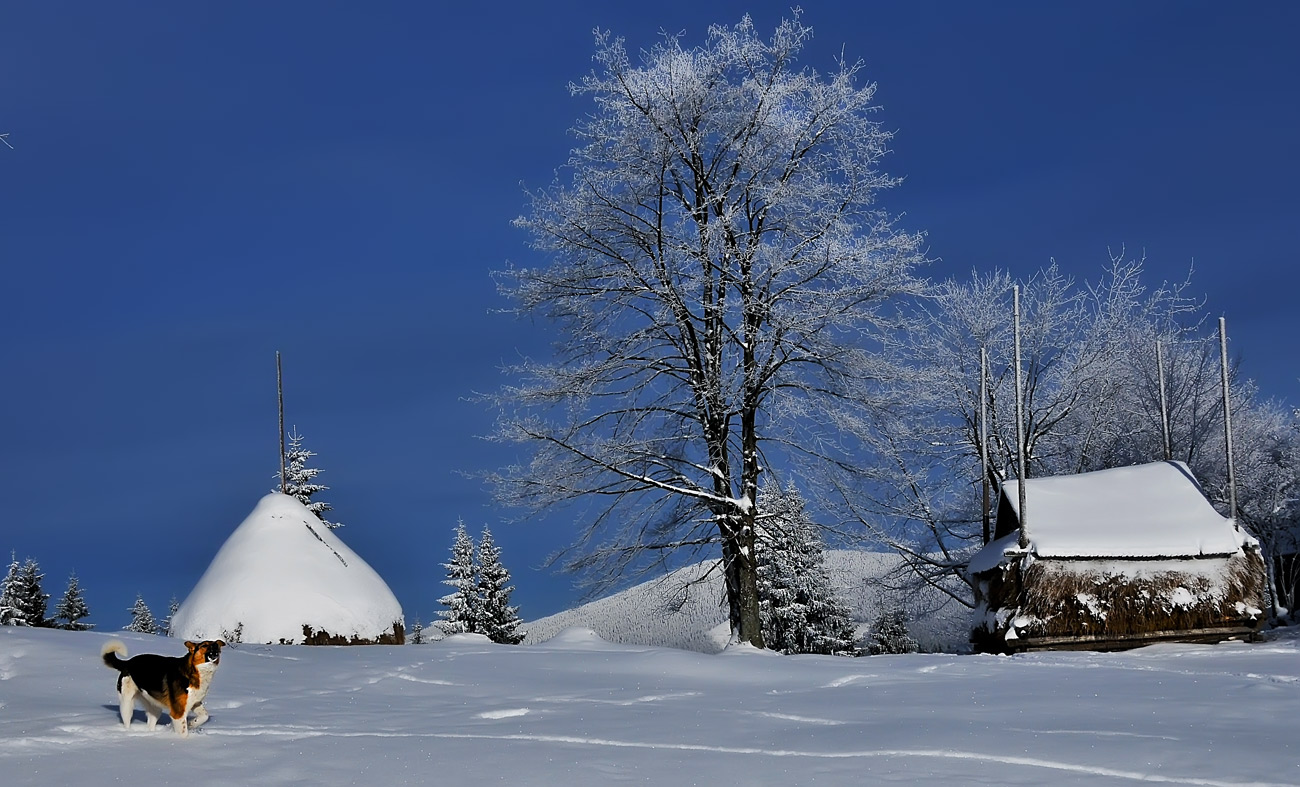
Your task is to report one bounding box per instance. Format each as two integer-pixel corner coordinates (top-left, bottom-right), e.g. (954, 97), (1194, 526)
(5, 625), (1300, 785)
(1001, 461), (1244, 558)
(169, 493), (403, 644)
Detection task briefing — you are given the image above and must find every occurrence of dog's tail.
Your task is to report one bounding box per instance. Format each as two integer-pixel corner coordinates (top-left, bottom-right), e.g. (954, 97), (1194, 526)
(101, 639), (128, 671)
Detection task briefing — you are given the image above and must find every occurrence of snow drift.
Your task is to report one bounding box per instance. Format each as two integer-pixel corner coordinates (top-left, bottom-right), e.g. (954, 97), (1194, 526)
(170, 493), (404, 645)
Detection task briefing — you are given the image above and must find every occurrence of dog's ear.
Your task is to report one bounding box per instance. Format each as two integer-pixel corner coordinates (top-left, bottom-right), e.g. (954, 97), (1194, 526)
(216, 640), (227, 647)
(185, 641), (198, 652)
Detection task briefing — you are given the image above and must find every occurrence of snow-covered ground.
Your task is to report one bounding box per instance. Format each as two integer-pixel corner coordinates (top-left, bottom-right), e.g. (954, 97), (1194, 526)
(4, 625), (1298, 785)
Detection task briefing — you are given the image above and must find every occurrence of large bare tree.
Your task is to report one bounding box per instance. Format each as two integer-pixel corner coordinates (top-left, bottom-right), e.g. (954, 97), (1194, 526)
(490, 12), (925, 646)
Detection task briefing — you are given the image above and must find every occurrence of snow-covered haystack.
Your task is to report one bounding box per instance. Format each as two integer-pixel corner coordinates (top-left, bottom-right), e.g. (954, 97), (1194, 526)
(968, 461), (1267, 653)
(170, 493), (404, 645)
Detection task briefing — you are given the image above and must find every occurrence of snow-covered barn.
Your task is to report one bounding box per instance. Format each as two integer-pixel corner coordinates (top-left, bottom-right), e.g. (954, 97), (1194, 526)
(967, 461), (1267, 653)
(170, 493), (405, 645)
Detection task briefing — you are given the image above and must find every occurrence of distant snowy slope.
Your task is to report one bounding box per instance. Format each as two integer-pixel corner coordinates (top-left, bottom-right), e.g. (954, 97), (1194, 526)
(522, 561), (733, 653)
(171, 493), (403, 644)
(524, 550), (971, 653)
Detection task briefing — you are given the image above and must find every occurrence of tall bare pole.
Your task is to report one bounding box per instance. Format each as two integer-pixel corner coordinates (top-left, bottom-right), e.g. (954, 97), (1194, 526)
(1156, 340), (1172, 461)
(1218, 318), (1238, 526)
(1013, 286), (1028, 549)
(277, 351), (287, 495)
(979, 346), (991, 545)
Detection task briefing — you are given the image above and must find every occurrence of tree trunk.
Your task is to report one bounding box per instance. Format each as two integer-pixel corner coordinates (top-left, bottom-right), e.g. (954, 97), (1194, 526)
(719, 509), (764, 647)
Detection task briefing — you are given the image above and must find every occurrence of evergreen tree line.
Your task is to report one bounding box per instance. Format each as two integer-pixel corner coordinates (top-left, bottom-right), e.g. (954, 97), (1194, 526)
(1, 551), (181, 634)
(1, 552), (90, 630)
(432, 522), (525, 644)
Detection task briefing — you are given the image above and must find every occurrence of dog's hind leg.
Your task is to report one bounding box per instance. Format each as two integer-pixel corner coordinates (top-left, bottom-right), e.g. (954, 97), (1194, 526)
(118, 676), (137, 729)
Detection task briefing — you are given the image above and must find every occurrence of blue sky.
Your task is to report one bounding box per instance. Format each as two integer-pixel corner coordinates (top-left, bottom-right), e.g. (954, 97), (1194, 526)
(3, 2), (1298, 627)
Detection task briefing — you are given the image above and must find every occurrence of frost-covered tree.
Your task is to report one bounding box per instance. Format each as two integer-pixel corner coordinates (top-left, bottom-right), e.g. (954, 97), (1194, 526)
(866, 608), (919, 655)
(491, 11), (926, 647)
(0, 552), (25, 626)
(840, 254), (1299, 607)
(756, 481), (857, 655)
(477, 527), (525, 645)
(436, 521), (482, 636)
(53, 573), (93, 631)
(277, 427), (343, 529)
(13, 557), (50, 628)
(126, 594), (159, 634)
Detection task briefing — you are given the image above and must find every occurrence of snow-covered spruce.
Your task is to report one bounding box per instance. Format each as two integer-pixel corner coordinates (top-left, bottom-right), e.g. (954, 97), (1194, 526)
(126, 594), (159, 634)
(2, 556), (51, 628)
(476, 526), (525, 645)
(0, 552), (27, 626)
(276, 427), (343, 530)
(52, 573), (92, 631)
(756, 481), (857, 656)
(436, 520), (482, 636)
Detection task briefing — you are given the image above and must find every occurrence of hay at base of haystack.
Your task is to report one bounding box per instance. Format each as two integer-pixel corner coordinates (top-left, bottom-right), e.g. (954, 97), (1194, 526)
(299, 621), (407, 646)
(971, 548), (1267, 653)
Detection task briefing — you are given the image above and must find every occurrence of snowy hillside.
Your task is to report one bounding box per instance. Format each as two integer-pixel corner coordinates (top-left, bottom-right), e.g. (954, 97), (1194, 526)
(523, 550), (971, 653)
(4, 625), (1299, 785)
(170, 493), (404, 644)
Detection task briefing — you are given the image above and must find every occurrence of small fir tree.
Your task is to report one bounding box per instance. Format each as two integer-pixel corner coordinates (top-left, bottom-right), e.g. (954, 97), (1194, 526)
(867, 608), (920, 655)
(126, 594), (159, 634)
(409, 618), (426, 645)
(0, 552), (25, 626)
(53, 573), (93, 631)
(476, 527), (525, 645)
(14, 557), (50, 628)
(163, 596), (180, 636)
(436, 521), (482, 635)
(277, 427), (343, 529)
(756, 481), (857, 656)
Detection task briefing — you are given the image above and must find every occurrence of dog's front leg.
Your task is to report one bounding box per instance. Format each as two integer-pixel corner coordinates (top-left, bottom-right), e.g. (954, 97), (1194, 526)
(190, 702), (210, 729)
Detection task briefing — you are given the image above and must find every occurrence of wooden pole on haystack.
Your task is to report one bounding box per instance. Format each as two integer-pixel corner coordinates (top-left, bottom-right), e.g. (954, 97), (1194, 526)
(1013, 286), (1028, 549)
(1156, 340), (1173, 462)
(1218, 318), (1238, 527)
(277, 351), (287, 495)
(979, 346), (991, 545)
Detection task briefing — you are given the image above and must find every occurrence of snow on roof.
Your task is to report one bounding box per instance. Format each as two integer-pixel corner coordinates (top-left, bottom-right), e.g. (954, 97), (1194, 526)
(1001, 461), (1243, 559)
(170, 493), (403, 644)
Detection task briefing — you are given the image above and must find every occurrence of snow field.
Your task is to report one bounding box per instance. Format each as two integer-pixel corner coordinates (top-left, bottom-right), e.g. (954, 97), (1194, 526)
(3, 626), (1299, 785)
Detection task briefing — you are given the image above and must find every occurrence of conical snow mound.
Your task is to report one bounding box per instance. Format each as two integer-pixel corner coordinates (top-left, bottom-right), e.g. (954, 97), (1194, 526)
(171, 493), (404, 645)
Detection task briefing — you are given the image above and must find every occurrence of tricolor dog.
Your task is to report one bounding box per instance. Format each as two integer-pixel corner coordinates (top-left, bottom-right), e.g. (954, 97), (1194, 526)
(101, 639), (225, 736)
